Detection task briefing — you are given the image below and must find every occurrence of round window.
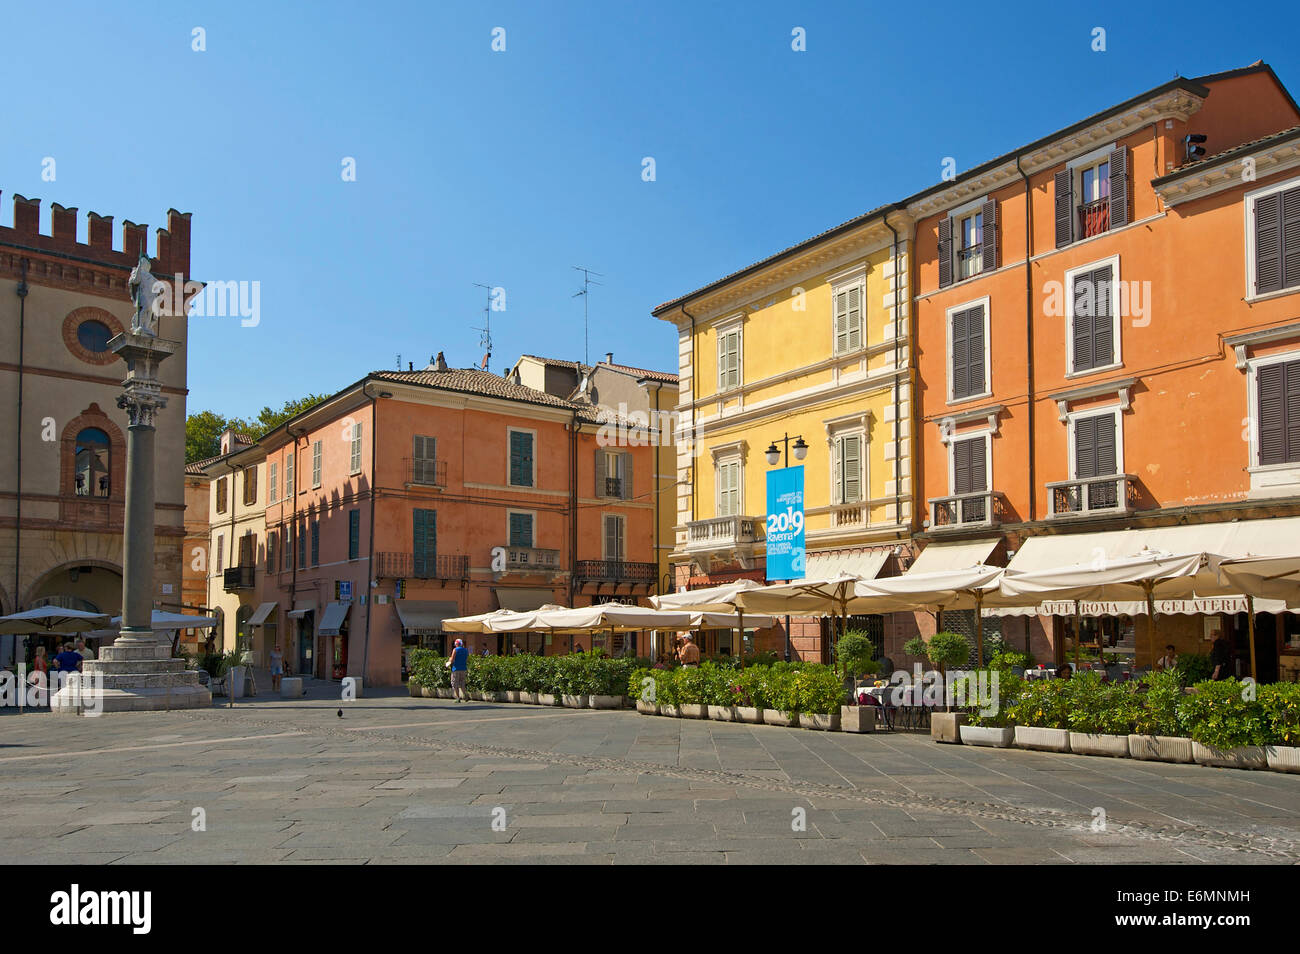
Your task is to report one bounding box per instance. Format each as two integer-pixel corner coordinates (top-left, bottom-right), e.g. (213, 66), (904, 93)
(76, 320), (113, 353)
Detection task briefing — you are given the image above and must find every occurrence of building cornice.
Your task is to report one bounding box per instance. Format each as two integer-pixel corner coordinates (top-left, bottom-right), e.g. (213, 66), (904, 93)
(1224, 321), (1300, 369)
(1154, 136), (1300, 207)
(1048, 377), (1137, 422)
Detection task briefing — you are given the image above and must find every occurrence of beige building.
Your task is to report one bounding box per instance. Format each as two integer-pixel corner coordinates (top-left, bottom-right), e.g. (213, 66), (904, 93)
(0, 194), (191, 624)
(199, 430), (269, 662)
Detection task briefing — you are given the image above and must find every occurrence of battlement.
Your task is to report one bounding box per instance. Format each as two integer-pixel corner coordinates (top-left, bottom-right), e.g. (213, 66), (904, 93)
(0, 192), (191, 278)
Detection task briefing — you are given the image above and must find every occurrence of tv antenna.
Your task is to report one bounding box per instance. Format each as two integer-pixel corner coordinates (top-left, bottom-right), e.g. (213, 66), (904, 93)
(572, 266), (603, 367)
(472, 282), (495, 370)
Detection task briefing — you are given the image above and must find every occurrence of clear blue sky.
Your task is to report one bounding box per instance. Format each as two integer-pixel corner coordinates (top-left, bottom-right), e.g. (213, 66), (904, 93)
(3, 1), (1298, 419)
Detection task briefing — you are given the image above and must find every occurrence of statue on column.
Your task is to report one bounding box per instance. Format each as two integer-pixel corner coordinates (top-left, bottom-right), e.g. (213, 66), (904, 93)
(127, 253), (161, 337)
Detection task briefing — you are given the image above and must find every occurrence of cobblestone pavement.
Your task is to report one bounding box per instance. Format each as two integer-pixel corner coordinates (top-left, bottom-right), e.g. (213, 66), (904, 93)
(3, 686), (1300, 864)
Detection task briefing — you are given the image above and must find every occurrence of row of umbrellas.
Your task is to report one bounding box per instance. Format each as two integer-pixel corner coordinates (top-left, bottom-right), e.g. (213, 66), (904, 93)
(0, 606), (219, 636)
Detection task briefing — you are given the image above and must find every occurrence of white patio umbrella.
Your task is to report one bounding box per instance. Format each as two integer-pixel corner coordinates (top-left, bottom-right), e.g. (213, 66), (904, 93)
(0, 606), (109, 634)
(109, 610), (219, 630)
(651, 579), (769, 665)
(1215, 555), (1300, 679)
(442, 608), (531, 634)
(736, 573), (865, 666)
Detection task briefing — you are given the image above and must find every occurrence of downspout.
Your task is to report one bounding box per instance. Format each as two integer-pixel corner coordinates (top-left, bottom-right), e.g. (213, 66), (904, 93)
(13, 259), (27, 613)
(569, 410), (579, 609)
(884, 213), (903, 536)
(681, 304), (697, 594)
(1016, 155), (1036, 522)
(360, 384), (379, 684)
(287, 427), (303, 668)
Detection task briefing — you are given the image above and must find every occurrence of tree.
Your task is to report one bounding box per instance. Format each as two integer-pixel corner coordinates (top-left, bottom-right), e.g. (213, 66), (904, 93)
(184, 393), (330, 463)
(185, 410), (227, 463)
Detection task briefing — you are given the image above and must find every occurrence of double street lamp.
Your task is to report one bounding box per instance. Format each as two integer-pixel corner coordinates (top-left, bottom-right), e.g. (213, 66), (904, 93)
(765, 433), (808, 467)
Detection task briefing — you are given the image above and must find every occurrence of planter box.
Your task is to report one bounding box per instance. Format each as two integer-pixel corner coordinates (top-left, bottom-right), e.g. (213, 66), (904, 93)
(840, 705), (877, 733)
(1127, 734), (1193, 763)
(1068, 732), (1130, 758)
(762, 710), (799, 728)
(735, 706), (764, 724)
(707, 705), (739, 722)
(1266, 745), (1300, 774)
(636, 699), (659, 715)
(518, 691), (539, 705)
(659, 704), (680, 718)
(505, 690), (523, 703)
(679, 703), (707, 719)
(561, 694), (588, 709)
(589, 695), (623, 709)
(959, 724), (1014, 748)
(481, 691), (508, 703)
(1193, 742), (1268, 770)
(1014, 726), (1071, 752)
(280, 677), (304, 699)
(537, 693), (558, 706)
(437, 687), (455, 699)
(930, 711), (968, 744)
(408, 681), (422, 697)
(803, 712), (841, 731)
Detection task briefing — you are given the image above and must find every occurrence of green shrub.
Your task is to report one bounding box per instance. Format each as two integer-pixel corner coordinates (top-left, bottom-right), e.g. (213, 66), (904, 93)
(988, 647), (1033, 672)
(1177, 680), (1272, 748)
(795, 666), (849, 714)
(408, 648), (448, 689)
(927, 632), (972, 675)
(835, 631), (879, 679)
(1005, 679), (1072, 730)
(903, 636), (928, 660)
(1133, 669), (1183, 736)
(1063, 671), (1143, 735)
(1174, 653), (1213, 686)
(1261, 682), (1300, 746)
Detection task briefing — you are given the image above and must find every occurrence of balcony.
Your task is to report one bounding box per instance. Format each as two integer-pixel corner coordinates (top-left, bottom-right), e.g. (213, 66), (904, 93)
(373, 551), (469, 580)
(929, 491), (1003, 532)
(686, 515), (762, 550)
(574, 560), (656, 585)
(956, 244), (983, 280)
(223, 565), (254, 592)
(404, 458), (447, 487)
(1078, 198), (1110, 239)
(1047, 474), (1138, 519)
(602, 476), (624, 499)
(503, 546), (561, 574)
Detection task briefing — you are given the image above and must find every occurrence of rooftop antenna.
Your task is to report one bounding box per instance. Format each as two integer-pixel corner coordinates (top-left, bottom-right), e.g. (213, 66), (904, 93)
(572, 265), (604, 367)
(472, 282), (495, 371)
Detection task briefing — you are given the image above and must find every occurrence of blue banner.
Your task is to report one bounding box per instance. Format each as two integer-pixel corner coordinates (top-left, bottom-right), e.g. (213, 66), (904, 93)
(765, 465), (806, 581)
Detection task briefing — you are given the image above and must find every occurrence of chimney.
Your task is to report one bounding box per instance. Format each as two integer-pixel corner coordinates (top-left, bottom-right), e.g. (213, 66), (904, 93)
(13, 195), (40, 235)
(433, 351), (447, 372)
(51, 203), (77, 244)
(605, 352), (614, 364)
(87, 211), (114, 250)
(408, 361), (413, 371)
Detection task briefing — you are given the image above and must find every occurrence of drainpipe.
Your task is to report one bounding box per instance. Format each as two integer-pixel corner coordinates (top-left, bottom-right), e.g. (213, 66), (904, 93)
(569, 410), (579, 609)
(1016, 155), (1036, 522)
(287, 426), (303, 668)
(360, 384), (379, 684)
(681, 305), (698, 589)
(884, 213), (903, 537)
(13, 259), (28, 613)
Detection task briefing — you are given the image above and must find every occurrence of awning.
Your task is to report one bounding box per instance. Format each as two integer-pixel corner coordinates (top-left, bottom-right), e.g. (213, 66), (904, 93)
(318, 601), (351, 637)
(493, 587), (556, 612)
(910, 538), (1001, 575)
(286, 603), (315, 620)
(1006, 517), (1300, 569)
(247, 602), (278, 627)
(804, 546), (890, 580)
(987, 597), (1296, 618)
(395, 600), (459, 634)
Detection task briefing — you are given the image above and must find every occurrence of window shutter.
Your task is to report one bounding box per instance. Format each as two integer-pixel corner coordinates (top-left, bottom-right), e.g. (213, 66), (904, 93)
(595, 447), (607, 496)
(953, 437), (971, 494)
(621, 451), (633, 500)
(216, 536), (223, 571)
(269, 462), (277, 503)
(1107, 147), (1130, 230)
(832, 441), (843, 503)
(1074, 416), (1097, 478)
(833, 289), (849, 353)
(1284, 187), (1300, 292)
(847, 284), (862, 351)
(310, 520), (319, 566)
(1255, 191), (1283, 295)
(951, 308), (971, 398)
(1094, 414), (1117, 476)
(1258, 363), (1286, 465)
(967, 436), (987, 492)
(980, 199), (998, 273)
(841, 435), (861, 503)
(286, 453), (294, 495)
(1091, 266), (1114, 368)
(967, 306), (985, 395)
(349, 509), (360, 560)
(1072, 273), (1095, 372)
(938, 217), (953, 288)
(1054, 169), (1074, 248)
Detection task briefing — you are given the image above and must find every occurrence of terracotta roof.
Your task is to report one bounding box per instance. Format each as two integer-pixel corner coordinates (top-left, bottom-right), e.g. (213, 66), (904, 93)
(601, 361), (678, 384)
(185, 454), (221, 476)
(518, 355), (585, 371)
(370, 367), (610, 423)
(1152, 124), (1300, 184)
(229, 432), (257, 447)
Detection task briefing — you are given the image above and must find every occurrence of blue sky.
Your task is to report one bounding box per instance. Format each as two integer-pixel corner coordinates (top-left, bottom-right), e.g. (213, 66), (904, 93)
(3, 1), (1298, 419)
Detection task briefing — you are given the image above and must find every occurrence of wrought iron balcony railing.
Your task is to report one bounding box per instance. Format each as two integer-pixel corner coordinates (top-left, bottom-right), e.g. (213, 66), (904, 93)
(223, 565), (254, 591)
(373, 551), (469, 580)
(574, 560), (656, 583)
(929, 491), (1003, 531)
(1047, 474), (1137, 519)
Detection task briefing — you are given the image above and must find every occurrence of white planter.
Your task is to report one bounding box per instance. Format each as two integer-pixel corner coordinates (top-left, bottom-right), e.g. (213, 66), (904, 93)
(840, 706), (877, 733)
(408, 681), (422, 697)
(735, 706), (764, 724)
(1068, 733), (1130, 758)
(505, 690), (522, 703)
(537, 693), (558, 706)
(679, 703), (707, 719)
(518, 691), (539, 705)
(1014, 726), (1071, 752)
(930, 712), (967, 744)
(1128, 734), (1194, 763)
(707, 705), (739, 722)
(763, 710), (799, 728)
(561, 694), (587, 709)
(1266, 745), (1300, 774)
(802, 712), (840, 731)
(481, 691), (508, 703)
(959, 724), (1014, 748)
(636, 699), (659, 715)
(659, 704), (680, 718)
(588, 694), (622, 709)
(437, 687), (455, 699)
(1192, 742), (1268, 769)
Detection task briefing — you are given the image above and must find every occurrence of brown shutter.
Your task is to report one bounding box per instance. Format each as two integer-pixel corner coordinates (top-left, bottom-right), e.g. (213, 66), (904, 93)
(967, 305), (985, 395)
(1284, 186), (1300, 291)
(1287, 361), (1300, 464)
(980, 199), (998, 273)
(1072, 272), (1094, 372)
(1091, 266), (1114, 368)
(1258, 362), (1286, 465)
(968, 436), (987, 492)
(621, 451), (633, 500)
(953, 437), (971, 494)
(1094, 414), (1117, 476)
(1255, 192), (1283, 295)
(1074, 416), (1097, 478)
(937, 217), (953, 288)
(595, 447), (607, 496)
(950, 308), (969, 398)
(1054, 169), (1074, 248)
(1108, 146), (1130, 229)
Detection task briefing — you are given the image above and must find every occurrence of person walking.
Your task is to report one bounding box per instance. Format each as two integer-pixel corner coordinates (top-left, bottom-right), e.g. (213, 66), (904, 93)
(447, 638), (470, 702)
(269, 644), (284, 691)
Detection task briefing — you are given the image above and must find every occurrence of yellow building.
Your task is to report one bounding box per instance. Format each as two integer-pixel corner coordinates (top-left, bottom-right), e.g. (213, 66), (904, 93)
(653, 207), (915, 660)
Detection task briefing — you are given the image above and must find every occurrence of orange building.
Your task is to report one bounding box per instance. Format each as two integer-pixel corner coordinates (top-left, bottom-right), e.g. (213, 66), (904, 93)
(243, 354), (661, 686)
(906, 63), (1300, 675)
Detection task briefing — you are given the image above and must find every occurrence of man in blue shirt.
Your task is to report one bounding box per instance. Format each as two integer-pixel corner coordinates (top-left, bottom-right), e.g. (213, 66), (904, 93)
(446, 639), (470, 702)
(52, 642), (83, 674)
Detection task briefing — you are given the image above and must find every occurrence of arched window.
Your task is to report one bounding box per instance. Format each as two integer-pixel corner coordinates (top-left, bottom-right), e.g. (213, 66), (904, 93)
(74, 428), (111, 497)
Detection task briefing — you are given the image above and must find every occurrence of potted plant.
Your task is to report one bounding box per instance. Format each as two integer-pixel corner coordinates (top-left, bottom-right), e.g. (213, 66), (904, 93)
(1179, 679), (1270, 769)
(657, 668), (681, 717)
(1262, 682), (1300, 773)
(911, 632), (972, 741)
(761, 666), (800, 727)
(1065, 671), (1138, 757)
(701, 665), (738, 721)
(1007, 679), (1072, 752)
(1127, 669), (1193, 763)
(731, 667), (765, 723)
(798, 667), (845, 731)
(630, 668), (658, 714)
(588, 655), (630, 709)
(957, 670), (1020, 747)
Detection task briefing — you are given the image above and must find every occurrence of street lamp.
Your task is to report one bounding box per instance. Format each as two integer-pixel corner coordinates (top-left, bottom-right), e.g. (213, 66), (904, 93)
(765, 433), (808, 467)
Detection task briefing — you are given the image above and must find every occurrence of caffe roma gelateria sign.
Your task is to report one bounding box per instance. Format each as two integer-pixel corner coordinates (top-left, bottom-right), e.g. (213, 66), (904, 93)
(987, 596), (1295, 617)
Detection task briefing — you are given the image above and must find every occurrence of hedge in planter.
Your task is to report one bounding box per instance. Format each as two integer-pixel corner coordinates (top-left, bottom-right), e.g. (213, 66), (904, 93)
(1176, 679), (1272, 750)
(408, 648), (450, 691)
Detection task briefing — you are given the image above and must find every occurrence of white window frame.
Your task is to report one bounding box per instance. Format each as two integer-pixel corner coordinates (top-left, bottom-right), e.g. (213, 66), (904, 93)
(311, 440), (322, 489)
(1064, 254), (1123, 379)
(946, 428), (993, 496)
(825, 420), (867, 506)
(285, 452), (295, 497)
(715, 456), (742, 518)
(602, 512), (626, 561)
(829, 263), (867, 357)
(507, 426), (537, 487)
(716, 316), (744, 393)
(349, 422), (362, 476)
(944, 195), (987, 285)
(506, 509), (536, 548)
(1244, 173), (1300, 301)
(268, 461), (278, 504)
(945, 295), (992, 404)
(1245, 348), (1300, 473)
(1065, 405), (1124, 480)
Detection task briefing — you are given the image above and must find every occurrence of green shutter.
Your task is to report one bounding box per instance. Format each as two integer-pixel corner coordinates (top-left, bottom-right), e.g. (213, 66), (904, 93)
(349, 509), (360, 560)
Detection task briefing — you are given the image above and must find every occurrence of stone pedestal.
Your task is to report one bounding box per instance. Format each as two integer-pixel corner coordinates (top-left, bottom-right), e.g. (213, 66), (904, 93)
(53, 634), (210, 713)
